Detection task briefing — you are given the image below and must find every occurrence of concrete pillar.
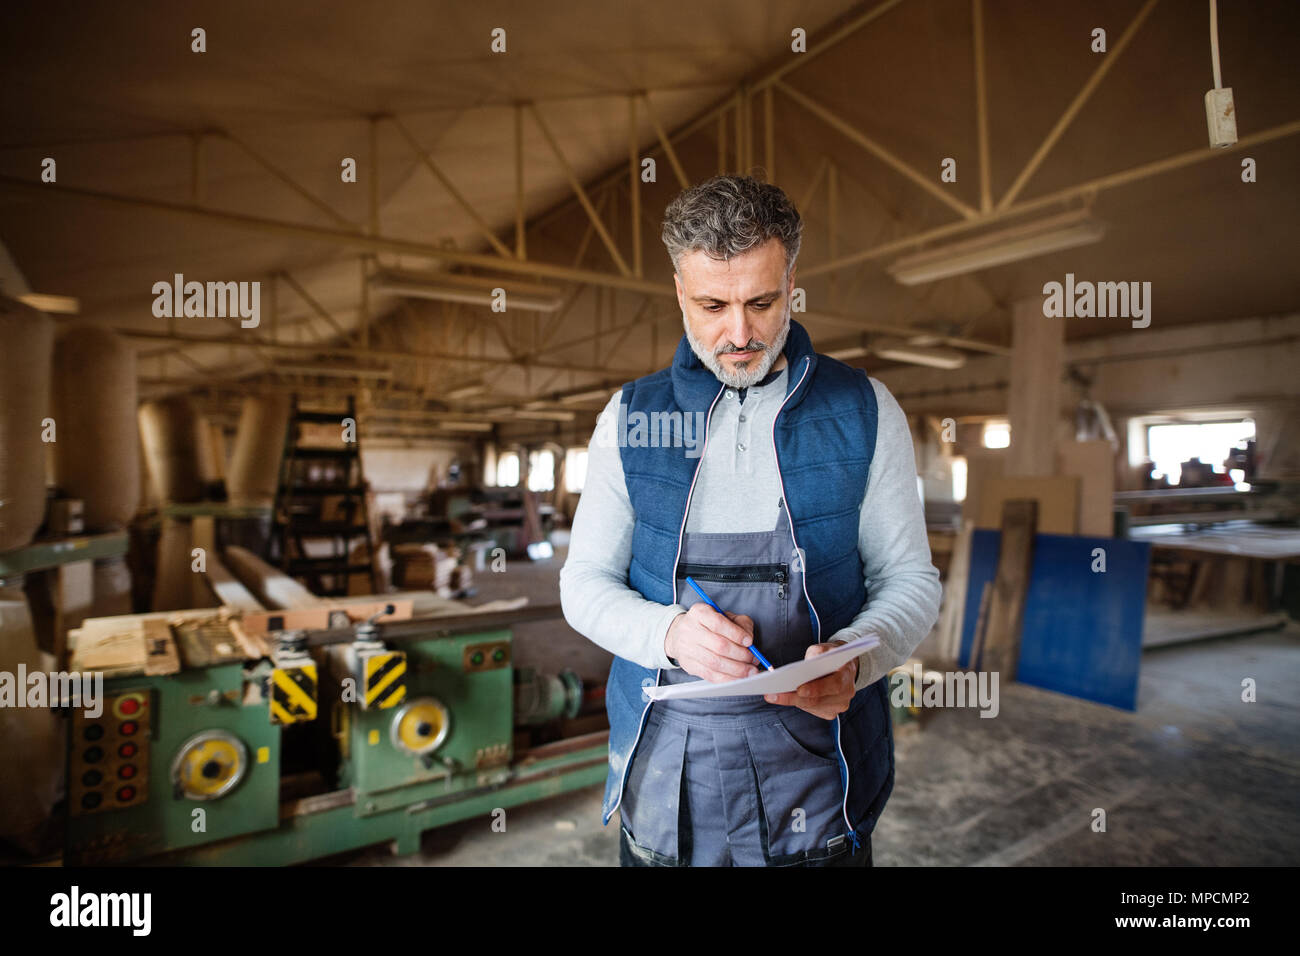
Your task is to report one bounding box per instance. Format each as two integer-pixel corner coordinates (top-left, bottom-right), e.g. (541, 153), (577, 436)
(1252, 400), (1300, 480)
(1006, 296), (1064, 477)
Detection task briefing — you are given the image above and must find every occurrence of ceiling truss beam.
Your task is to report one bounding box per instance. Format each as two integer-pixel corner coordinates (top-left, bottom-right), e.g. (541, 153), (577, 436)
(997, 0), (1160, 210)
(388, 113), (516, 259)
(0, 175), (671, 297)
(801, 117), (1300, 278)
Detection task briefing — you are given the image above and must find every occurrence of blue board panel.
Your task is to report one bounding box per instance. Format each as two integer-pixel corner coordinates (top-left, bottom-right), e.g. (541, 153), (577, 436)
(958, 530), (1150, 711)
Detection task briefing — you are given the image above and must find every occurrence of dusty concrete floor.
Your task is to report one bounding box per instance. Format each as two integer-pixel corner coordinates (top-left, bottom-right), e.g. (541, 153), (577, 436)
(339, 547), (1300, 867)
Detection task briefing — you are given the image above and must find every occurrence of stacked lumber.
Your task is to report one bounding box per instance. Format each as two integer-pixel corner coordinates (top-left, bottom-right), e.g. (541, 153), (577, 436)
(391, 543), (468, 596)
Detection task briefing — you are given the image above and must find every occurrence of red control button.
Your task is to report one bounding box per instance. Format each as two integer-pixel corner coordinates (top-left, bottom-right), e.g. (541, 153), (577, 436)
(115, 786), (136, 802)
(118, 764), (137, 779)
(120, 721), (138, 736)
(119, 697), (140, 716)
(118, 742), (137, 758)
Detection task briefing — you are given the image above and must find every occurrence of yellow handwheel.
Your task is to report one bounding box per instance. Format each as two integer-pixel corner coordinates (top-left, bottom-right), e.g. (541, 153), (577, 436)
(171, 730), (248, 800)
(390, 697), (451, 756)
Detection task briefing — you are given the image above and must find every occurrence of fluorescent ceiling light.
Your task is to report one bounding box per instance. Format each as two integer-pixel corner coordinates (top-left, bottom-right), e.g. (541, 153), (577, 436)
(370, 268), (564, 312)
(822, 333), (871, 362)
(511, 409), (576, 422)
(372, 278), (562, 312)
(887, 209), (1106, 285)
(445, 382), (487, 400)
(375, 267), (562, 297)
(557, 388), (614, 405)
(823, 332), (965, 368)
(433, 421), (494, 432)
(983, 421), (1011, 449)
(17, 293), (79, 313)
(825, 345), (869, 361)
(873, 340), (967, 369)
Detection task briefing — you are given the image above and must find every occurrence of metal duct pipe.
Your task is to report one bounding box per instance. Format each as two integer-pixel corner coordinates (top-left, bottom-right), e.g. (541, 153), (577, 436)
(138, 395), (206, 503)
(52, 324), (140, 531)
(0, 296), (52, 552)
(227, 395), (290, 506)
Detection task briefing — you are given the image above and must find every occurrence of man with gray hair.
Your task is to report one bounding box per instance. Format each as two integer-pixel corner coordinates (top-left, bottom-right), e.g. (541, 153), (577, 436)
(560, 175), (941, 867)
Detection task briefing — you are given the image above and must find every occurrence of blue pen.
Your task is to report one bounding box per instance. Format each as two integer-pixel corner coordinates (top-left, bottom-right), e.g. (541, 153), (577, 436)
(685, 576), (774, 671)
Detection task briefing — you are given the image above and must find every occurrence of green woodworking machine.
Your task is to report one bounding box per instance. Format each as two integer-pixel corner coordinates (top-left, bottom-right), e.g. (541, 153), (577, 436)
(63, 605), (607, 865)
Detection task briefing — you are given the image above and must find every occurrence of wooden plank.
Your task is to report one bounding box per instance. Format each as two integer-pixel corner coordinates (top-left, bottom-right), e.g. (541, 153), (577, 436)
(934, 521), (973, 666)
(977, 475), (1078, 535)
(961, 447), (1006, 527)
(237, 599), (413, 636)
(69, 622), (146, 675)
(69, 605), (265, 672)
(203, 556), (266, 613)
(142, 618), (181, 675)
(224, 545), (326, 609)
(190, 515), (217, 608)
(979, 499), (1038, 681)
(1056, 440), (1115, 537)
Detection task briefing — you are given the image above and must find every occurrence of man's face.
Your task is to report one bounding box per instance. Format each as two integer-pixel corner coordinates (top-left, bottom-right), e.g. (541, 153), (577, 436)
(674, 237), (794, 388)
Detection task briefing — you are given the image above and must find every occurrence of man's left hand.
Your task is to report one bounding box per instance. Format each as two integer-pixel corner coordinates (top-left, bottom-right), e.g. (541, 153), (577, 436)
(764, 642), (859, 719)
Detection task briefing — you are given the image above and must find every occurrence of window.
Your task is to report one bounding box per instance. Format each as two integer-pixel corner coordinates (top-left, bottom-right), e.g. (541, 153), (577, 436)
(527, 449), (555, 492)
(496, 451), (520, 488)
(951, 456), (968, 502)
(565, 447), (589, 493)
(1146, 420), (1255, 486)
(982, 421), (1010, 449)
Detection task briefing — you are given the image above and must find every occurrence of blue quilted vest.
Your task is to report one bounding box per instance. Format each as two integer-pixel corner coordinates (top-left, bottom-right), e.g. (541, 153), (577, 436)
(601, 319), (895, 845)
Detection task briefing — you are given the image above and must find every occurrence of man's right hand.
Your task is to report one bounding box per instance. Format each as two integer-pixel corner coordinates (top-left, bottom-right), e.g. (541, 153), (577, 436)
(664, 603), (759, 683)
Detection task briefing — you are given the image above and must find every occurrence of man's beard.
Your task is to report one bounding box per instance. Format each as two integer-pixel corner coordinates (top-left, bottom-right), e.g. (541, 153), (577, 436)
(684, 308), (791, 389)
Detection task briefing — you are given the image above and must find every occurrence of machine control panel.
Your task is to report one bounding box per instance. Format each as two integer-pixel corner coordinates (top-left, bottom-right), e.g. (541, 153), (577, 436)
(69, 690), (151, 816)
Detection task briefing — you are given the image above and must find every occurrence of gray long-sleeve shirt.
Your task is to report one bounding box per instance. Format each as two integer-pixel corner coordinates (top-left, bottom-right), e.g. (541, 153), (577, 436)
(558, 364), (942, 693)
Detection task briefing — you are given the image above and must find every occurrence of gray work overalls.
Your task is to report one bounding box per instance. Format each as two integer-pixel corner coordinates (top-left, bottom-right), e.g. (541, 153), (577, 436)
(619, 499), (853, 866)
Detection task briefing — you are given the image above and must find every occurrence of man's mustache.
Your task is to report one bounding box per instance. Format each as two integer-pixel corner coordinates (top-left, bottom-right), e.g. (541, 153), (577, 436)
(715, 340), (767, 355)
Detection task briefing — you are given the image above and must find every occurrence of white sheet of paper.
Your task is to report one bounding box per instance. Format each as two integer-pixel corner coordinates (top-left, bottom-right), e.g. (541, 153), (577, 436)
(644, 635), (879, 701)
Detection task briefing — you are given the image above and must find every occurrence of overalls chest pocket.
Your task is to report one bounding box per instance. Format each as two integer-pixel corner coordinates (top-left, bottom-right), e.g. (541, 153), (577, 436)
(674, 560), (790, 663)
(672, 498), (814, 670)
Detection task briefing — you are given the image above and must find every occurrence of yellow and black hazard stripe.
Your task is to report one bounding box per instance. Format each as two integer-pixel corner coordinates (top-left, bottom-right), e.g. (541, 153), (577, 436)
(364, 652), (407, 709)
(269, 664), (318, 724)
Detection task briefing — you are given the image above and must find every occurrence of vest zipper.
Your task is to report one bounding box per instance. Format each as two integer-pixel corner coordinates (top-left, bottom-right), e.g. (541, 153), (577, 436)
(605, 381), (726, 825)
(669, 382), (726, 607)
